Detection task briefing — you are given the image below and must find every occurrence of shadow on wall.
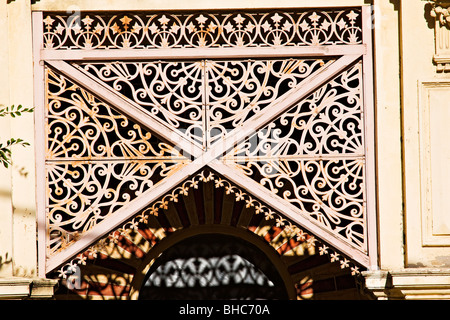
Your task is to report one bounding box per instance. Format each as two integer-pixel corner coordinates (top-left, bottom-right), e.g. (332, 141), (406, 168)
(0, 252), (12, 273)
(424, 1), (437, 30)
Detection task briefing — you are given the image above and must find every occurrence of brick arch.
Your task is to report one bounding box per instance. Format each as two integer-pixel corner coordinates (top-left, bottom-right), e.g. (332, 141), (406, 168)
(51, 170), (371, 300)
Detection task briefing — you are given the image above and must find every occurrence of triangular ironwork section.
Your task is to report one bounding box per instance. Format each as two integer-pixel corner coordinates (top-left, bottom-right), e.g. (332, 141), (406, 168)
(50, 168), (367, 297)
(71, 58), (336, 148)
(45, 67), (190, 256)
(222, 60), (367, 252)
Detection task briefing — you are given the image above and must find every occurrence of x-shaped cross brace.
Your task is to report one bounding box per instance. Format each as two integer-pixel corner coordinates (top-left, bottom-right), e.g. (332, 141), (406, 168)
(45, 53), (369, 273)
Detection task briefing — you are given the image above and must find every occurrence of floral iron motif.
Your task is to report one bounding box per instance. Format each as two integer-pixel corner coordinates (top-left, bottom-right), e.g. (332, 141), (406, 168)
(42, 9), (362, 50)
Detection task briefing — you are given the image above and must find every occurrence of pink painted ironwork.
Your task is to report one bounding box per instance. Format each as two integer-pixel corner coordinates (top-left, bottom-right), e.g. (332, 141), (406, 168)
(33, 7), (376, 276)
(42, 9), (363, 50)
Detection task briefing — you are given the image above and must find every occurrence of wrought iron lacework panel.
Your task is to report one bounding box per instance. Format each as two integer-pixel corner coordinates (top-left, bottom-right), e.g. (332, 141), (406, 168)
(73, 58), (334, 148)
(42, 8), (362, 50)
(224, 62), (363, 158)
(45, 58), (367, 255)
(37, 7), (375, 272)
(45, 67), (189, 254)
(224, 61), (365, 247)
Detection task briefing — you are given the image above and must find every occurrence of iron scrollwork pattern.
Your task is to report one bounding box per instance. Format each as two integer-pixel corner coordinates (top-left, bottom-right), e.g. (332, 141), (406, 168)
(145, 255), (275, 288)
(74, 58), (333, 148)
(45, 60), (368, 254)
(204, 59), (333, 145)
(45, 68), (189, 255)
(44, 60), (368, 255)
(55, 169), (363, 289)
(42, 9), (363, 50)
(41, 8), (372, 267)
(74, 61), (206, 147)
(224, 62), (367, 250)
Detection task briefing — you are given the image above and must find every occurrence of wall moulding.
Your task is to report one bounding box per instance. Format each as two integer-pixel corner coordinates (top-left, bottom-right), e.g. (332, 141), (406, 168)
(418, 80), (450, 247)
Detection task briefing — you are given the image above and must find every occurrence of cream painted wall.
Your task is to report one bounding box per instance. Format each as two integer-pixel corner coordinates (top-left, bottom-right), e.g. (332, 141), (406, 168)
(372, 0), (404, 270)
(0, 0), (14, 278)
(8, 1), (38, 278)
(31, 0), (370, 11)
(401, 0), (450, 268)
(0, 1), (37, 278)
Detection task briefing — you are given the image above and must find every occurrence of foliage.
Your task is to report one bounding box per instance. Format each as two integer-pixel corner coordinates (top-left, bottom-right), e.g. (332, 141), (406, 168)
(0, 104), (34, 117)
(0, 105), (34, 168)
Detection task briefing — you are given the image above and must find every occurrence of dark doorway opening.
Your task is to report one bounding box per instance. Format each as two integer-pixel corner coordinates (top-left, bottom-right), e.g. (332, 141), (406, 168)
(138, 233), (290, 300)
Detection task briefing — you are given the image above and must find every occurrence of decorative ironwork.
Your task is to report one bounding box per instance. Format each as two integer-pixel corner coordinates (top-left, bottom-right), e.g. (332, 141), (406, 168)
(46, 68), (186, 160)
(139, 234), (285, 300)
(205, 59), (333, 145)
(74, 61), (206, 147)
(42, 9), (363, 50)
(145, 254), (275, 288)
(45, 67), (189, 255)
(74, 58), (333, 147)
(44, 59), (369, 260)
(224, 62), (366, 249)
(47, 161), (185, 254)
(38, 7), (374, 277)
(54, 169), (362, 284)
(228, 159), (366, 248)
(225, 62), (363, 158)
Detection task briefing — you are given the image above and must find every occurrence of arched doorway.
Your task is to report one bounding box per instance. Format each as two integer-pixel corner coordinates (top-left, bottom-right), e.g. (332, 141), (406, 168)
(138, 233), (290, 300)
